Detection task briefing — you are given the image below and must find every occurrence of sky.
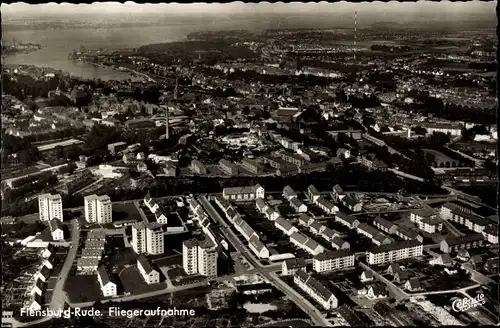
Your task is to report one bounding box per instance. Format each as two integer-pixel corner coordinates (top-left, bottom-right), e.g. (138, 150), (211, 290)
(2, 1), (495, 17)
(1, 1), (496, 31)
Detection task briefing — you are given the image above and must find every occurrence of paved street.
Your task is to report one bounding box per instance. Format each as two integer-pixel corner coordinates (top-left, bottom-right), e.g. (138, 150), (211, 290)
(198, 196), (331, 327)
(51, 219), (80, 309)
(389, 168), (426, 182)
(135, 201), (150, 224)
(411, 284), (481, 297)
(68, 279), (210, 308)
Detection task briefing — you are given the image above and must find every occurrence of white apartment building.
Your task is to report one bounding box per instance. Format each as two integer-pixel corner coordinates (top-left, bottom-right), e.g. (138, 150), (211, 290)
(316, 196), (338, 215)
(366, 240), (423, 265)
(38, 193), (63, 222)
(182, 238), (198, 275)
(84, 194), (112, 224)
(132, 223), (148, 254)
(282, 258), (307, 276)
(294, 270), (338, 310)
(313, 250), (355, 273)
(411, 208), (443, 234)
(132, 222), (164, 255)
(182, 236), (218, 277)
(137, 255), (160, 284)
(482, 225), (498, 244)
(419, 217), (443, 234)
(49, 219), (64, 241)
(423, 123), (462, 136)
(222, 184), (265, 201)
(146, 223), (164, 255)
(410, 208), (437, 225)
(249, 234), (270, 259)
(198, 241), (218, 277)
(97, 265), (117, 297)
(440, 203), (489, 233)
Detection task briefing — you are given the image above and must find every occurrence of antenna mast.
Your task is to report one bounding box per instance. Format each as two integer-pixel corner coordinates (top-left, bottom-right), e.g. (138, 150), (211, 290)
(354, 11), (357, 61)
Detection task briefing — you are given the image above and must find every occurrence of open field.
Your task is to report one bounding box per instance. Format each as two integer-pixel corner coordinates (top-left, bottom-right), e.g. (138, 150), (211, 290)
(65, 274), (103, 303)
(112, 202), (142, 222)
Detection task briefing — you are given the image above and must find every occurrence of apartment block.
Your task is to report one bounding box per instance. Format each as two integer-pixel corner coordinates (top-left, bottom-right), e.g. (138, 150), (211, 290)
(84, 194), (112, 224)
(49, 219), (64, 241)
(223, 184), (265, 201)
(313, 250), (355, 273)
(137, 255), (160, 284)
(38, 193), (63, 222)
(146, 223), (165, 255)
(97, 265), (117, 297)
(182, 236), (218, 277)
(440, 233), (486, 253)
(132, 222), (164, 255)
(366, 240), (423, 265)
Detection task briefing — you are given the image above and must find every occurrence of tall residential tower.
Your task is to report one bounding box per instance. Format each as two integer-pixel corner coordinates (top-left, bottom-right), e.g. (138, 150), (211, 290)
(84, 194), (112, 224)
(38, 193), (63, 222)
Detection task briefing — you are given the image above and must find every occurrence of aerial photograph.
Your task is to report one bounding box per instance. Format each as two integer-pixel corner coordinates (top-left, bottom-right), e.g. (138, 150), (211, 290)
(1, 1), (498, 327)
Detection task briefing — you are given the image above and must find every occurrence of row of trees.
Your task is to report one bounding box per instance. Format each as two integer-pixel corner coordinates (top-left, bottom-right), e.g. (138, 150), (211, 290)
(2, 174), (58, 204)
(26, 127), (87, 144)
(377, 131), (475, 167)
(81, 124), (178, 157)
(405, 89), (496, 124)
(8, 171), (54, 189)
(150, 164), (447, 198)
(1, 197), (38, 218)
(1, 133), (40, 166)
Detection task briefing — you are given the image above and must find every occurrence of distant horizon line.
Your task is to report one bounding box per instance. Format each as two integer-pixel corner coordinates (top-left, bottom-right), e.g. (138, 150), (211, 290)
(2, 1), (495, 17)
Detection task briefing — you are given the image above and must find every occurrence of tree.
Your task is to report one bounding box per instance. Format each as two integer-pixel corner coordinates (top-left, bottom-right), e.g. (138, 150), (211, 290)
(427, 132), (450, 146)
(425, 152), (436, 163)
(63, 145), (81, 161)
(17, 146), (40, 165)
(412, 126), (427, 136)
(59, 162), (77, 175)
(54, 145), (64, 159)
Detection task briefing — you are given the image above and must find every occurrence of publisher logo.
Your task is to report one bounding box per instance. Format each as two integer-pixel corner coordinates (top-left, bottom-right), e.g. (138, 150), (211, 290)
(451, 294), (486, 312)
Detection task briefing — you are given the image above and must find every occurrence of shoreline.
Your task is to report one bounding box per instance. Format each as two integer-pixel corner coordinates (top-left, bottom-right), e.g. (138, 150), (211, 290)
(80, 59), (156, 82)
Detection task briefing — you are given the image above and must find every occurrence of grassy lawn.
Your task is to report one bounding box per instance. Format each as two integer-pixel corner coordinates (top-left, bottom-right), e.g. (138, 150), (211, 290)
(119, 265), (167, 295)
(46, 277), (58, 289)
(112, 203), (142, 222)
(171, 274), (205, 287)
(167, 267), (188, 281)
(65, 275), (103, 303)
(152, 254), (182, 268)
(102, 247), (139, 274)
(108, 235), (126, 248)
